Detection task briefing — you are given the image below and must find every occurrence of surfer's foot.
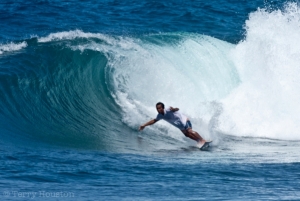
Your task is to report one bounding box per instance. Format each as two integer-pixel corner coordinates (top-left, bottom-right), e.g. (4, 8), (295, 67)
(197, 139), (206, 147)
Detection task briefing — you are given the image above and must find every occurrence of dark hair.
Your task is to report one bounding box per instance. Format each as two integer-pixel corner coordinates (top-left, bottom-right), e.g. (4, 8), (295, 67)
(156, 102), (165, 109)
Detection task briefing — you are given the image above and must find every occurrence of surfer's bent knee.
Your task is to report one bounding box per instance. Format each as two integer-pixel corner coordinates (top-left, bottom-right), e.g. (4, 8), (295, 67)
(181, 130), (189, 137)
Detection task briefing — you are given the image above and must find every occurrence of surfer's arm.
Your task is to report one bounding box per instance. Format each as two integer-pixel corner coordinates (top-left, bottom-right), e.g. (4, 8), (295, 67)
(139, 119), (158, 131)
(170, 107), (179, 112)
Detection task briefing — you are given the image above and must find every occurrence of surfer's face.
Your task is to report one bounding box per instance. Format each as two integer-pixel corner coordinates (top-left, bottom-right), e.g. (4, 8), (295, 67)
(156, 104), (164, 114)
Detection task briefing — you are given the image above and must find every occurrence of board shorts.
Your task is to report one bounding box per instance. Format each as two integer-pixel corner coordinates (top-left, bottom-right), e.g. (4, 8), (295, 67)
(183, 120), (192, 130)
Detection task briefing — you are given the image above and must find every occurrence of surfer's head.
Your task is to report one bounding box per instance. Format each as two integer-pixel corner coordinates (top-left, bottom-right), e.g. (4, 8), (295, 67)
(156, 102), (164, 114)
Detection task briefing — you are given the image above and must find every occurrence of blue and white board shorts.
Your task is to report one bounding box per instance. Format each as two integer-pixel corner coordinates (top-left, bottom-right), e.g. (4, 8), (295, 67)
(183, 120), (192, 130)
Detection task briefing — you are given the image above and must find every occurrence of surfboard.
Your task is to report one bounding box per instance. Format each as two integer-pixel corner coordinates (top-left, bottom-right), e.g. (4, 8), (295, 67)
(199, 141), (212, 151)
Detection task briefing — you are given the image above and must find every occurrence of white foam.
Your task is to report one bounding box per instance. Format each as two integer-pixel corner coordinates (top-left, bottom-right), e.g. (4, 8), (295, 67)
(0, 41), (27, 54)
(38, 29), (110, 43)
(219, 3), (300, 140)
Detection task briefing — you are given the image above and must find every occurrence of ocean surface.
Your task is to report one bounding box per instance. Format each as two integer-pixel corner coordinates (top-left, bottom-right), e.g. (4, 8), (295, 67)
(1, 0), (300, 200)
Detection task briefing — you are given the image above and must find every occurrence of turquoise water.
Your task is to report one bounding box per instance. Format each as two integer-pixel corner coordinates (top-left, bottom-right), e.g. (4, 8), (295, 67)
(1, 0), (300, 200)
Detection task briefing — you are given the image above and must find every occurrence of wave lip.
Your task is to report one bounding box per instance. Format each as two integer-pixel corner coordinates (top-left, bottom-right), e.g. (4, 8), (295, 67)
(0, 41), (27, 54)
(37, 29), (110, 43)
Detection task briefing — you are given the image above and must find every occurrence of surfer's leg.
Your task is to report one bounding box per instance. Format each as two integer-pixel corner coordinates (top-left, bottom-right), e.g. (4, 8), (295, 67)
(181, 129), (206, 144)
(181, 120), (206, 144)
(181, 130), (197, 141)
(188, 129), (206, 143)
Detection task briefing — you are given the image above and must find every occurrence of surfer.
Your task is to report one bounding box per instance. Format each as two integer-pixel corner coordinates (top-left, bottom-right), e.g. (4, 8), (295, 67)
(139, 102), (206, 146)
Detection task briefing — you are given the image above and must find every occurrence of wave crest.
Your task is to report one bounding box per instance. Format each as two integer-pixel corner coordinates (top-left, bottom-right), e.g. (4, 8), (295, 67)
(0, 41), (27, 54)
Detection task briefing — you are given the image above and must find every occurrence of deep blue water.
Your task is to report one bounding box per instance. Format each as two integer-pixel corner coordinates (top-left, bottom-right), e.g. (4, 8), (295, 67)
(1, 0), (300, 200)
(0, 0), (266, 43)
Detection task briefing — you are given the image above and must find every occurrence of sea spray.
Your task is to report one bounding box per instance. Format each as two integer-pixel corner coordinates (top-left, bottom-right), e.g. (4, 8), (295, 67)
(219, 2), (300, 140)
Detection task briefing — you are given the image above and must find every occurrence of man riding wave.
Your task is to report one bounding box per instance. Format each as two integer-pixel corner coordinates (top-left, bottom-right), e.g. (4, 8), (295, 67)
(139, 102), (206, 146)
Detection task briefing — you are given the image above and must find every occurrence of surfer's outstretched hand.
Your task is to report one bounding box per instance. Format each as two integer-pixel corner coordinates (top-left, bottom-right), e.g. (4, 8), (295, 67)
(139, 125), (145, 131)
(139, 119), (157, 131)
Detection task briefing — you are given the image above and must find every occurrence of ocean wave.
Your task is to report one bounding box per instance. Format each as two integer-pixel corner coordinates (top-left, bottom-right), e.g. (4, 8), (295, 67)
(1, 8), (300, 150)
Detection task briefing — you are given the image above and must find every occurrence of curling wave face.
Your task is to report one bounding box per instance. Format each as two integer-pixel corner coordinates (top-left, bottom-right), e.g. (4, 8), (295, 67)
(0, 31), (238, 150)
